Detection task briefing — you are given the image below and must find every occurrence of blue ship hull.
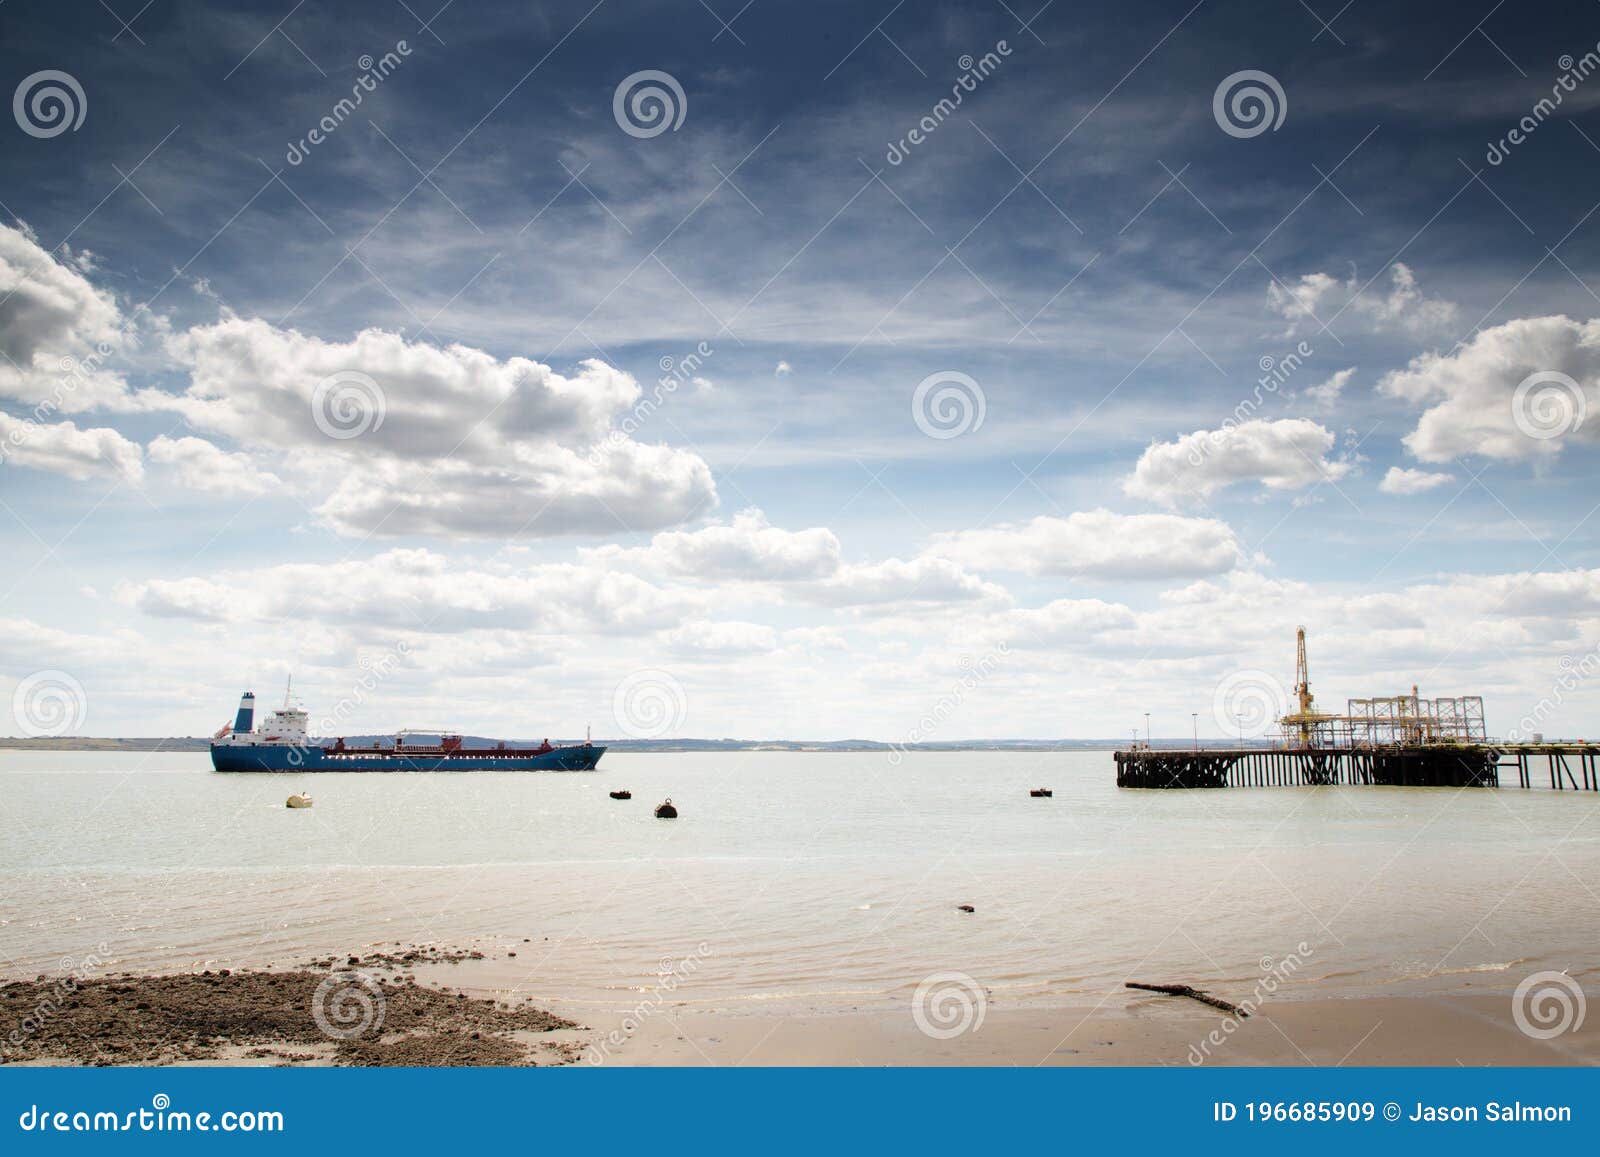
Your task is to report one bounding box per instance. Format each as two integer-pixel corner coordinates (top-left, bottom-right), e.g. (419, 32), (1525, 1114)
(210, 743), (606, 772)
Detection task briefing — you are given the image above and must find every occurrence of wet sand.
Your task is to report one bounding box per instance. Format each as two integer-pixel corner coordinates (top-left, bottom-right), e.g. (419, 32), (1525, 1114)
(603, 994), (1600, 1067)
(5, 948), (1594, 1067)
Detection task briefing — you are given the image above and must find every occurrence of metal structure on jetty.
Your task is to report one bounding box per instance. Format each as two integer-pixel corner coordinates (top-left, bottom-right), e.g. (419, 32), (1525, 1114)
(1115, 628), (1599, 791)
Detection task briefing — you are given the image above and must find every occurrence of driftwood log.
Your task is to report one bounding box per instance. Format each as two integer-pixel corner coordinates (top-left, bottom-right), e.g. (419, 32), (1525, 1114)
(1125, 982), (1250, 1017)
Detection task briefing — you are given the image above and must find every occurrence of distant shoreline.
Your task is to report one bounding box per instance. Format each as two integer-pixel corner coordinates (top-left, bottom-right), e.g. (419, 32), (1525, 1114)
(0, 736), (1269, 754)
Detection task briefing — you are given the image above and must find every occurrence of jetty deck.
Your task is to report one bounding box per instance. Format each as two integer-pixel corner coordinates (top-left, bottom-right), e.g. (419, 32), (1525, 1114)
(1114, 744), (1600, 791)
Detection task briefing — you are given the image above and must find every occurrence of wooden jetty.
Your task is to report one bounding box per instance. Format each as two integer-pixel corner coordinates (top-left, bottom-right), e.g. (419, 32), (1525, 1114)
(1119, 627), (1600, 792)
(1114, 743), (1600, 791)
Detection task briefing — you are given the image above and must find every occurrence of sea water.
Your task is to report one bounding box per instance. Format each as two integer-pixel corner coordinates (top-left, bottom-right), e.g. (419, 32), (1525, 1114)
(2, 750), (1595, 1017)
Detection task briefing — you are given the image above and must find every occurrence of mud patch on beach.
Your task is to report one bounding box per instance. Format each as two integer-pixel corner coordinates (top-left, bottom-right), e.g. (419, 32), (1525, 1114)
(0, 967), (578, 1067)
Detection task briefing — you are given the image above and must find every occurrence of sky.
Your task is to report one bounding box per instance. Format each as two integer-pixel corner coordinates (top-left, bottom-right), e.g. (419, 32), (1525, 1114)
(4, 0), (1600, 742)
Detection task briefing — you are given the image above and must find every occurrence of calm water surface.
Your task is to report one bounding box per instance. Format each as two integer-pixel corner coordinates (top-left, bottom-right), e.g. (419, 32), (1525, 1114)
(2, 751), (1596, 1016)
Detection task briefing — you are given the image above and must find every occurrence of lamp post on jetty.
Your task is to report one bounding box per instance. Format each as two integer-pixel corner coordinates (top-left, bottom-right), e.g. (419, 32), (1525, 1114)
(1192, 712), (1198, 749)
(1144, 712), (1150, 746)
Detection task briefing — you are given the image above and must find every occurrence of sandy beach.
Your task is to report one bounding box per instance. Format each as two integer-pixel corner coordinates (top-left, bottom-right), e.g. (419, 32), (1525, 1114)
(608, 994), (1600, 1067)
(5, 950), (1594, 1068)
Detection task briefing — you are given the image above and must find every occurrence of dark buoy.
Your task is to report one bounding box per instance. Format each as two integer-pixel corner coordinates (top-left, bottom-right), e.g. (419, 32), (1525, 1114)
(654, 798), (678, 819)
(609, 790), (632, 800)
(957, 904), (976, 913)
(1029, 788), (1053, 798)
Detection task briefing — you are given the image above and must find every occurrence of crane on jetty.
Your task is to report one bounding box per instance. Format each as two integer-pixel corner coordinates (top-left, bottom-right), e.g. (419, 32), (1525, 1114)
(1113, 627), (1597, 792)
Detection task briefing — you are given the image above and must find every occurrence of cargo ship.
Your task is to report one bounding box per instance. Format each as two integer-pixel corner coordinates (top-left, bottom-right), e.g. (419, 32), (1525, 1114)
(209, 688), (605, 772)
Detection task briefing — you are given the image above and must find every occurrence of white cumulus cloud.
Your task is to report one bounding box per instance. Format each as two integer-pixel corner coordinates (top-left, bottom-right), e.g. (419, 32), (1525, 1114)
(147, 435), (282, 496)
(1379, 466), (1455, 495)
(1123, 418), (1352, 506)
(162, 317), (717, 538)
(0, 414), (143, 481)
(0, 223), (132, 412)
(1269, 262), (1455, 336)
(925, 509), (1243, 580)
(1380, 315), (1600, 462)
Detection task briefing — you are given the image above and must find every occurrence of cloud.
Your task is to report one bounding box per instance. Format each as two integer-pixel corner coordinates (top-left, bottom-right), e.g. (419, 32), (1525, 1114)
(0, 414), (143, 481)
(774, 361), (792, 375)
(1302, 367), (1355, 411)
(808, 555), (1009, 607)
(664, 619), (779, 656)
(589, 508), (1006, 609)
(980, 597), (1138, 650)
(925, 509), (1242, 580)
(117, 548), (703, 634)
(1123, 419), (1352, 506)
(0, 222), (133, 411)
(1380, 315), (1600, 462)
(1379, 466), (1455, 495)
(162, 317), (717, 538)
(147, 435), (283, 496)
(591, 508), (841, 581)
(1268, 262), (1456, 336)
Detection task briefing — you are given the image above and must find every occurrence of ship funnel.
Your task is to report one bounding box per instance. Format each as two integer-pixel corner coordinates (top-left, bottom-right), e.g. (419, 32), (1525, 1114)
(234, 691), (256, 734)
